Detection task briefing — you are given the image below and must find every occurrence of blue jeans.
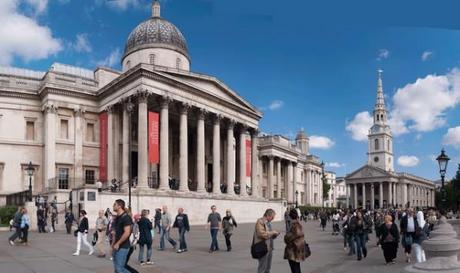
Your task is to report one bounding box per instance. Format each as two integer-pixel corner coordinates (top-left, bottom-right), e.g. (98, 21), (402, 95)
(138, 242), (152, 262)
(210, 229), (219, 251)
(159, 227), (176, 250)
(347, 233), (355, 255)
(354, 233), (367, 259)
(112, 248), (130, 273)
(178, 228), (187, 250)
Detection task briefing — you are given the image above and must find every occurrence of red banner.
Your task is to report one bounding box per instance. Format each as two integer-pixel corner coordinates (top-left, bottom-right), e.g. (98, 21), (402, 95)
(149, 112), (160, 164)
(246, 139), (251, 177)
(99, 112), (108, 182)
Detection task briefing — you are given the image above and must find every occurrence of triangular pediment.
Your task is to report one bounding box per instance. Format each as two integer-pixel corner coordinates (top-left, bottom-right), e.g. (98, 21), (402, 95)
(346, 165), (392, 180)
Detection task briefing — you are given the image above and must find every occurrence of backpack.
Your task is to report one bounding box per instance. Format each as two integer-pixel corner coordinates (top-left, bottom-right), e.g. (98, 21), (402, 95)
(348, 217), (357, 232)
(13, 212), (22, 228)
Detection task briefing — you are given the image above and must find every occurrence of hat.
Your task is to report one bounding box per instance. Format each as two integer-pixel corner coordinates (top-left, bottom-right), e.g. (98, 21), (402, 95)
(133, 213), (141, 221)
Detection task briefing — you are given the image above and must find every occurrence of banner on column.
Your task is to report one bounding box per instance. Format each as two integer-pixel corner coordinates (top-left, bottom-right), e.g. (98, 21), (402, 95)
(99, 112), (108, 182)
(149, 111), (160, 164)
(246, 139), (251, 177)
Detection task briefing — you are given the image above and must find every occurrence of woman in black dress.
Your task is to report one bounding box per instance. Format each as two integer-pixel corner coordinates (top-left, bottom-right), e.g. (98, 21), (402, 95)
(379, 214), (400, 265)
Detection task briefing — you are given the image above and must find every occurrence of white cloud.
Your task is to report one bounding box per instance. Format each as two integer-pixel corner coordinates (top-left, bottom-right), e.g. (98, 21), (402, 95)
(443, 126), (460, 149)
(106, 0), (140, 10)
(326, 162), (345, 168)
(397, 155), (420, 167)
(377, 49), (389, 61)
(309, 135), (335, 149)
(0, 0), (62, 65)
(268, 100), (284, 110)
(346, 111), (373, 141)
(73, 33), (92, 53)
(421, 51), (433, 61)
(25, 0), (48, 16)
(97, 48), (121, 68)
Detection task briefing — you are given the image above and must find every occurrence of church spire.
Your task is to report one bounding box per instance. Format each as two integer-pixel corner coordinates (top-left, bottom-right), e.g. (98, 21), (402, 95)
(152, 0), (160, 18)
(373, 69), (387, 125)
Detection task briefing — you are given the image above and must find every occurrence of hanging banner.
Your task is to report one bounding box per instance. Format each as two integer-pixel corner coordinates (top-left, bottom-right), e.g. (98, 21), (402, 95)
(149, 111), (160, 164)
(99, 112), (108, 182)
(246, 139), (251, 177)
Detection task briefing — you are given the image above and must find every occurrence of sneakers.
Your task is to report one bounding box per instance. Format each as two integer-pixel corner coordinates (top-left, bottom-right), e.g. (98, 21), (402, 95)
(146, 261), (154, 265)
(140, 261), (146, 266)
(9, 240), (14, 246)
(88, 250), (94, 256)
(72, 252), (80, 256)
(177, 249), (183, 253)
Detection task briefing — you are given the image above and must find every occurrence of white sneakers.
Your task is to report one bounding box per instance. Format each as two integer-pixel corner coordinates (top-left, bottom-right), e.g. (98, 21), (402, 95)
(72, 252), (79, 256)
(88, 250), (94, 256)
(9, 240), (14, 246)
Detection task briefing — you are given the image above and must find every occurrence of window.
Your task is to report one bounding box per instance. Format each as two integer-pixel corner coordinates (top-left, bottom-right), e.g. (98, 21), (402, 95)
(374, 139), (379, 150)
(149, 54), (155, 65)
(376, 115), (379, 121)
(26, 121), (35, 140)
(387, 140), (390, 150)
(86, 123), (95, 142)
(85, 169), (95, 184)
(176, 58), (181, 69)
(60, 119), (69, 139)
(126, 60), (131, 69)
(58, 168), (69, 189)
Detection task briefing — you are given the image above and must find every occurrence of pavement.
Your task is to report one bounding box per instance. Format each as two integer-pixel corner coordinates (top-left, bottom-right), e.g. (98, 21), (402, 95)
(0, 220), (429, 273)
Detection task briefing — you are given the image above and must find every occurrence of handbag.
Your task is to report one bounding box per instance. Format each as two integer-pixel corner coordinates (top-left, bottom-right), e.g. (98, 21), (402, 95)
(304, 242), (311, 258)
(404, 234), (413, 246)
(251, 230), (268, 259)
(91, 231), (98, 246)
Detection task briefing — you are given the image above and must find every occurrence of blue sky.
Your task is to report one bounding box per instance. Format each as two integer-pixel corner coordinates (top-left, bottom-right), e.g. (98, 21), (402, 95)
(2, 0), (460, 180)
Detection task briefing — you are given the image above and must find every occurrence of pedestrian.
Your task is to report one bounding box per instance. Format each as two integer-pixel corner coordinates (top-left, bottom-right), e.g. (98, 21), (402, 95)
(284, 208), (306, 273)
(154, 208), (161, 234)
(50, 207), (57, 233)
(111, 199), (133, 273)
(332, 211), (340, 235)
(254, 208), (280, 273)
(320, 210), (327, 231)
(374, 212), (384, 245)
(343, 210), (356, 256)
(138, 209), (154, 265)
(207, 205), (221, 253)
(352, 211), (367, 261)
(73, 210), (94, 256)
(378, 214), (399, 265)
(95, 209), (108, 258)
(222, 209), (237, 251)
(159, 205), (177, 250)
(8, 207), (23, 245)
(125, 213), (139, 273)
(173, 207), (190, 253)
(37, 206), (46, 233)
(20, 208), (30, 246)
(413, 210), (429, 263)
(400, 208), (418, 263)
(65, 209), (75, 234)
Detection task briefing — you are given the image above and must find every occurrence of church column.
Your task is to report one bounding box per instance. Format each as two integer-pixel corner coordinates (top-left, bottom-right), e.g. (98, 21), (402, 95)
(287, 161), (293, 203)
(179, 103), (189, 192)
(362, 183), (366, 209)
(238, 126), (247, 196)
(122, 100), (131, 184)
(212, 115), (221, 194)
(353, 183), (358, 209)
(276, 158), (281, 198)
(402, 183), (407, 208)
(107, 105), (114, 181)
(346, 184), (350, 208)
(379, 182), (383, 208)
(159, 96), (170, 190)
(268, 156), (274, 198)
(226, 120), (235, 195)
(371, 184), (375, 210)
(43, 104), (57, 189)
(196, 109), (206, 193)
(137, 91), (149, 189)
(250, 129), (259, 197)
(74, 108), (84, 188)
(389, 182), (393, 207)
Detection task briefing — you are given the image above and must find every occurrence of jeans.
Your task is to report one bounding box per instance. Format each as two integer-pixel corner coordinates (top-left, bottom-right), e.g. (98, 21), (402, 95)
(76, 232), (94, 253)
(224, 233), (232, 250)
(354, 233), (367, 259)
(125, 247), (138, 273)
(159, 227), (176, 250)
(210, 229), (219, 251)
(288, 259), (301, 273)
(21, 225), (29, 243)
(413, 243), (426, 263)
(113, 247), (131, 273)
(138, 242), (152, 262)
(9, 227), (22, 242)
(347, 233), (355, 255)
(178, 228), (187, 250)
(66, 223), (72, 234)
(257, 251), (273, 273)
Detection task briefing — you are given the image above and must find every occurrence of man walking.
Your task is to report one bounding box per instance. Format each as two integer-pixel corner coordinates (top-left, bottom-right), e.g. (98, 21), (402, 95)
(159, 206), (177, 250)
(111, 199), (133, 273)
(95, 210), (108, 258)
(8, 207), (23, 245)
(254, 208), (280, 273)
(207, 205), (221, 253)
(173, 207), (190, 253)
(65, 209), (75, 234)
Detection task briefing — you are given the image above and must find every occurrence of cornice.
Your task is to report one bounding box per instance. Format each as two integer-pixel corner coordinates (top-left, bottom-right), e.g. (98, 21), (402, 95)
(0, 90), (39, 100)
(40, 87), (96, 100)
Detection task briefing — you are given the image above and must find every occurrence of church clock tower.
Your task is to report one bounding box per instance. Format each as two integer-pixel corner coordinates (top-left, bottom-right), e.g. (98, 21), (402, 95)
(367, 70), (394, 172)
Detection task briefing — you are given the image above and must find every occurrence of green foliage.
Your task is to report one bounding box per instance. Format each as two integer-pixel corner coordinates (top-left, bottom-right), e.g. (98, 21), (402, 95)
(0, 206), (18, 225)
(323, 179), (331, 200)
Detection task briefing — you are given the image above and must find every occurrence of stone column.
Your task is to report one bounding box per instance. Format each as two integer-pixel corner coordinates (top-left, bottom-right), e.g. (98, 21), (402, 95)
(268, 156), (274, 198)
(159, 97), (170, 190)
(389, 182), (393, 207)
(226, 120), (235, 195)
(211, 115), (221, 194)
(43, 104), (57, 189)
(250, 130), (258, 197)
(122, 100), (132, 185)
(346, 184), (350, 208)
(293, 164), (297, 203)
(276, 158), (281, 198)
(371, 184), (375, 210)
(196, 109), (206, 193)
(354, 183), (358, 209)
(238, 126), (247, 196)
(74, 108), (84, 187)
(287, 161), (293, 203)
(379, 182), (383, 208)
(402, 183), (408, 207)
(107, 105), (114, 181)
(137, 92), (149, 189)
(179, 103), (189, 192)
(362, 183), (366, 209)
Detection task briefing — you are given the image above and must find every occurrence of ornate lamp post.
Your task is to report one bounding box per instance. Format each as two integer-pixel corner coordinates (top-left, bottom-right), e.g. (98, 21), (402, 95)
(26, 161), (35, 202)
(436, 148), (450, 210)
(295, 190), (299, 208)
(321, 161), (326, 208)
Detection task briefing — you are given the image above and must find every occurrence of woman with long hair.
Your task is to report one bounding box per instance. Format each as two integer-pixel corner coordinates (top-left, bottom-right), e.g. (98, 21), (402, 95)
(284, 208), (306, 273)
(222, 209), (237, 251)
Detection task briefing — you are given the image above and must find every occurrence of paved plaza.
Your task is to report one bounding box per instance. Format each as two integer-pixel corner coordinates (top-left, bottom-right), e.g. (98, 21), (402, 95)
(0, 219), (437, 273)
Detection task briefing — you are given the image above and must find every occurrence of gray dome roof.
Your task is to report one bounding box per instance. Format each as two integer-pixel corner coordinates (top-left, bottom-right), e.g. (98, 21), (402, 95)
(123, 17), (189, 60)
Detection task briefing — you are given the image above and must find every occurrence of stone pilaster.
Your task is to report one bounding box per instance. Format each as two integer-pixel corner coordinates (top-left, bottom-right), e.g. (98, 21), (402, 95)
(226, 120), (235, 195)
(74, 108), (84, 187)
(354, 183), (358, 209)
(196, 109), (206, 193)
(159, 96), (170, 190)
(379, 182), (383, 208)
(122, 99), (133, 184)
(250, 129), (259, 197)
(212, 114), (221, 194)
(106, 105), (115, 182)
(179, 103), (190, 192)
(137, 91), (149, 189)
(362, 183), (366, 209)
(43, 104), (57, 189)
(267, 156), (274, 198)
(238, 126), (247, 196)
(371, 184), (375, 210)
(276, 158), (281, 198)
(287, 161), (293, 203)
(346, 184), (350, 208)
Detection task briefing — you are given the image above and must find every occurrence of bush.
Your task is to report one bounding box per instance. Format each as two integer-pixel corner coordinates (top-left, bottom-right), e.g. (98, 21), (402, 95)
(0, 206), (18, 225)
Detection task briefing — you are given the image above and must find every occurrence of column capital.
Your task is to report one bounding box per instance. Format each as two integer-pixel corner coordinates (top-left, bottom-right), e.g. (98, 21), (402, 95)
(227, 118), (235, 130)
(249, 128), (260, 137)
(105, 104), (115, 113)
(136, 89), (150, 104)
(213, 113), (223, 124)
(42, 104), (58, 114)
(180, 102), (191, 114)
(197, 108), (207, 120)
(74, 107), (85, 117)
(238, 123), (248, 134)
(160, 96), (172, 109)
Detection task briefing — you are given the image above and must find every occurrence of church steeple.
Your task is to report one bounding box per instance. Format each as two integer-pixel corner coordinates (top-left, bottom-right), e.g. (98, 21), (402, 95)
(373, 69), (387, 125)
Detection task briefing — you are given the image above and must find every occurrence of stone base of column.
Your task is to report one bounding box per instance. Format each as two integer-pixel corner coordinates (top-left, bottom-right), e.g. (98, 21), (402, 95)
(402, 257), (460, 273)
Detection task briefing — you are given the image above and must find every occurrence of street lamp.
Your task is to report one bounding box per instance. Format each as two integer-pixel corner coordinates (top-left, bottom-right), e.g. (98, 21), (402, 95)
(436, 148), (450, 210)
(295, 190), (299, 208)
(321, 161), (326, 208)
(26, 161), (35, 202)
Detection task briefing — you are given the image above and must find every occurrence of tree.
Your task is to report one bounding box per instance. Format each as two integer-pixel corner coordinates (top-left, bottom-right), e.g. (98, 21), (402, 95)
(323, 179), (331, 202)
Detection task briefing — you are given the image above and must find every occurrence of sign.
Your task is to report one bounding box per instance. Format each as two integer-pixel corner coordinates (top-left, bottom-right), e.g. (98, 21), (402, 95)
(246, 139), (251, 177)
(99, 112), (108, 182)
(149, 112), (160, 164)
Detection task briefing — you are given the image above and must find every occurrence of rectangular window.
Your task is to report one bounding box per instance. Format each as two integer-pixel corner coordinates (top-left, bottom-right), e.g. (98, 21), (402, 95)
(85, 169), (95, 184)
(26, 121), (35, 140)
(60, 119), (69, 139)
(58, 168), (69, 189)
(86, 123), (95, 142)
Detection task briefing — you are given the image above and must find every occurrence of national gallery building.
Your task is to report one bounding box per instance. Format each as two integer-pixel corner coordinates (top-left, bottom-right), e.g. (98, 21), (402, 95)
(0, 1), (324, 224)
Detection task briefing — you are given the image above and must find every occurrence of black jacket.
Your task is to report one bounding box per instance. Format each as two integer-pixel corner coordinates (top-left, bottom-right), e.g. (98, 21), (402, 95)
(78, 217), (89, 233)
(379, 222), (400, 244)
(400, 215), (418, 234)
(173, 213), (190, 231)
(138, 217), (153, 244)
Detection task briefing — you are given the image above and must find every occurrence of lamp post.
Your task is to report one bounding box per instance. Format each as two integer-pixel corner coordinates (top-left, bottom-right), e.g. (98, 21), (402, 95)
(321, 161), (326, 208)
(436, 148), (450, 210)
(295, 190), (299, 208)
(126, 100), (134, 211)
(26, 161), (35, 202)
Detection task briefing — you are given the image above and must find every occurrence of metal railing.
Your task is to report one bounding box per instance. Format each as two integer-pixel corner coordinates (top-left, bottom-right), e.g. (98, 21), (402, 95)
(6, 190), (31, 206)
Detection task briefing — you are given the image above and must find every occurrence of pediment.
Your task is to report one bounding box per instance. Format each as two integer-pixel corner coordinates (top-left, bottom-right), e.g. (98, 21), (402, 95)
(346, 165), (391, 180)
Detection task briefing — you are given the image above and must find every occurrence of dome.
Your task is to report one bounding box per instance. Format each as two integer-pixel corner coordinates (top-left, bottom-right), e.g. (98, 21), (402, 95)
(122, 1), (189, 62)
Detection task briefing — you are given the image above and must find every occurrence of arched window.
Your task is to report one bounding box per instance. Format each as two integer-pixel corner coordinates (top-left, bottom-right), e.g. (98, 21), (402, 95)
(387, 140), (390, 150)
(149, 54), (155, 65)
(176, 58), (181, 69)
(376, 115), (379, 121)
(126, 60), (131, 69)
(374, 139), (379, 150)
(381, 114), (384, 121)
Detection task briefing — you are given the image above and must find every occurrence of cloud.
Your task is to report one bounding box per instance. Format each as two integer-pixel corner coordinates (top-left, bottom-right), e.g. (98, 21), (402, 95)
(377, 49), (389, 61)
(73, 33), (92, 53)
(0, 0), (62, 65)
(105, 0), (141, 10)
(260, 100), (284, 111)
(346, 111), (373, 141)
(443, 126), (460, 148)
(309, 135), (335, 149)
(421, 51), (433, 61)
(326, 162), (345, 168)
(397, 155), (420, 167)
(25, 0), (48, 16)
(97, 48), (121, 68)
